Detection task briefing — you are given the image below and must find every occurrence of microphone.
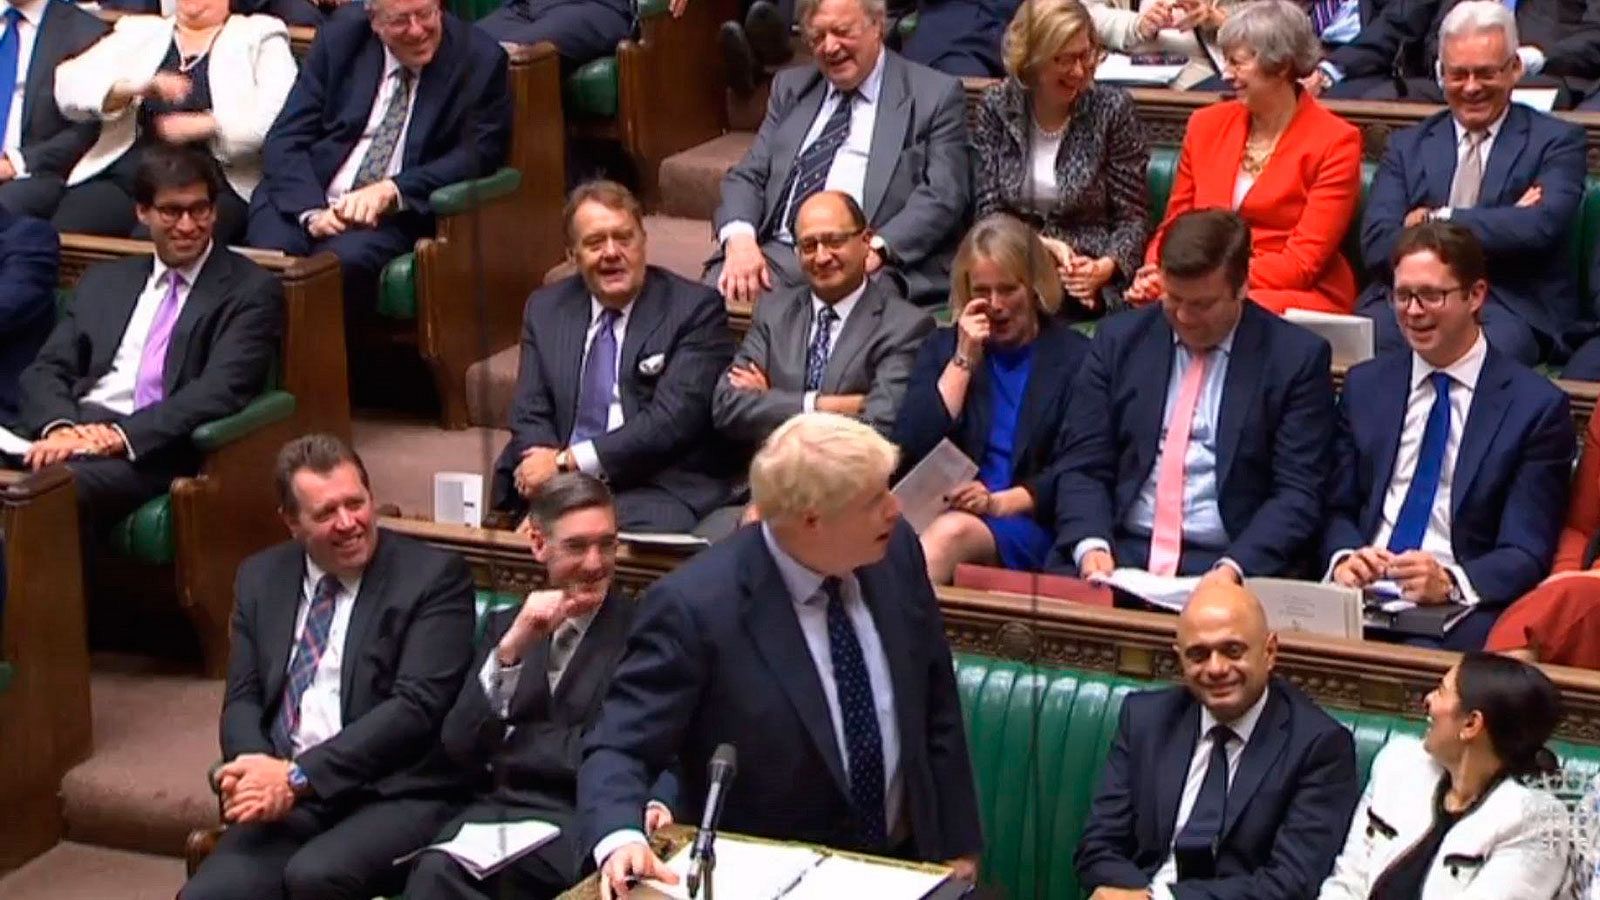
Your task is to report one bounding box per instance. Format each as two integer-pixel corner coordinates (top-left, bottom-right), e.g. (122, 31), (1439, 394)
(686, 743), (737, 898)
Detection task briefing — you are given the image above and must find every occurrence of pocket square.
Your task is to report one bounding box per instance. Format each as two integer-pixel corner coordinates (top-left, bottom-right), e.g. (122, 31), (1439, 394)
(638, 353), (666, 377)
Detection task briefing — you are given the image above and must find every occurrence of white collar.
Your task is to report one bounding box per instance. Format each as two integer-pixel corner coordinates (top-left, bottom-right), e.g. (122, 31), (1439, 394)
(811, 278), (867, 326)
(8, 0), (47, 26)
(302, 554), (363, 599)
(589, 295), (635, 325)
(761, 522), (833, 608)
(1170, 320), (1239, 358)
(381, 46), (418, 82)
(151, 240), (214, 293)
(1199, 683), (1271, 745)
(1451, 105), (1510, 145)
(1409, 330), (1488, 393)
(827, 47), (886, 105)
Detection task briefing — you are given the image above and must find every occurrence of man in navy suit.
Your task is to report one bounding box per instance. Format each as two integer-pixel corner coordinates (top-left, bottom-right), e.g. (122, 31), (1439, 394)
(1352, 1), (1587, 367)
(1076, 581), (1360, 899)
(0, 0), (107, 218)
(490, 181), (736, 533)
(579, 412), (983, 896)
(0, 206), (58, 422)
(474, 0), (630, 71)
(1326, 222), (1573, 651)
(246, 0), (511, 311)
(1045, 209), (1336, 582)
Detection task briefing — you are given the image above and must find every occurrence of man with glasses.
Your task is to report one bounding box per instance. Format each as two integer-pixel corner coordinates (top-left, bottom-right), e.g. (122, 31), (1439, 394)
(245, 0), (511, 314)
(405, 472), (678, 899)
(706, 0), (971, 308)
(1323, 221), (1573, 650)
(11, 143), (281, 541)
(1353, 1), (1586, 369)
(490, 180), (736, 535)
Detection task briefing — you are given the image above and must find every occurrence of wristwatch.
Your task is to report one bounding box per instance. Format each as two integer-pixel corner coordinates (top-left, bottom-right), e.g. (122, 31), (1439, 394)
(868, 234), (897, 266)
(951, 352), (973, 370)
(1444, 571), (1465, 604)
(556, 450), (576, 473)
(286, 761), (310, 796)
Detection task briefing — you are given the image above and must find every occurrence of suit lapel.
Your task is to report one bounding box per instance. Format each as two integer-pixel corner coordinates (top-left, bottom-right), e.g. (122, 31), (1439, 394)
(95, 260), (154, 377)
(739, 534), (852, 798)
(1129, 317), (1176, 492)
(509, 630), (555, 721)
(404, 27), (458, 167)
(346, 39), (386, 144)
(1424, 116), (1457, 206)
(1221, 688), (1292, 840)
(20, 2), (62, 138)
(163, 248), (233, 396)
(1012, 325), (1065, 470)
(618, 272), (668, 419)
(766, 74), (829, 234)
(547, 590), (629, 714)
(261, 550), (308, 708)
(1199, 109), (1249, 210)
(1479, 106), (1528, 207)
(862, 53), (911, 222)
(822, 283), (881, 392)
(783, 292), (815, 381)
(1366, 354), (1412, 540)
(339, 532), (392, 706)
(556, 286), (592, 437)
(1451, 350), (1512, 517)
(1215, 305), (1266, 489)
(1154, 701), (1201, 853)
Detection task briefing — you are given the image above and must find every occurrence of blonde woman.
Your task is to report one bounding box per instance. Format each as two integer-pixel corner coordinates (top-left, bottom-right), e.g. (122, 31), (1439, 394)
(892, 215), (1090, 583)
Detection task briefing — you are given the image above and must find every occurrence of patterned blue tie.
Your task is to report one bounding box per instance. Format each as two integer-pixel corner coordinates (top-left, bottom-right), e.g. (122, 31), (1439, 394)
(1174, 725), (1234, 879)
(782, 91), (856, 234)
(804, 305), (838, 392)
(572, 308), (619, 444)
(1388, 371), (1453, 553)
(352, 68), (414, 190)
(822, 577), (886, 848)
(0, 9), (22, 148)
(270, 574), (341, 757)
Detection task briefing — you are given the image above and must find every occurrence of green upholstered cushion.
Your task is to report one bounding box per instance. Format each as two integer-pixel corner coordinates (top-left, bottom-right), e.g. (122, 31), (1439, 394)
(1344, 159), (1379, 281)
(1574, 176), (1600, 304)
(897, 11), (918, 37)
(1070, 320), (1097, 339)
(565, 56), (619, 120)
(192, 391), (295, 453)
(448, 0), (499, 20)
(638, 0), (669, 17)
(1146, 146), (1178, 226)
(377, 252), (417, 321)
(430, 167), (523, 217)
(110, 493), (175, 565)
(474, 589), (523, 644)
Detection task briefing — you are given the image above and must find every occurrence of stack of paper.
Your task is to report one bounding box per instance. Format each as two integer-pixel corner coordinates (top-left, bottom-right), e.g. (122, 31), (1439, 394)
(1283, 309), (1374, 368)
(1089, 568), (1200, 611)
(1246, 577), (1362, 639)
(620, 531), (711, 550)
(781, 855), (950, 899)
(632, 838), (952, 899)
(1095, 52), (1184, 85)
(395, 819), (561, 881)
(892, 439), (980, 534)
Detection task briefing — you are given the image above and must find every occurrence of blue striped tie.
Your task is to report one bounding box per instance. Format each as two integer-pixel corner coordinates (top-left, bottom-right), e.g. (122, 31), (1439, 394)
(782, 91), (856, 234)
(822, 577), (886, 849)
(1388, 371), (1453, 553)
(805, 305), (838, 392)
(270, 575), (341, 757)
(0, 9), (22, 147)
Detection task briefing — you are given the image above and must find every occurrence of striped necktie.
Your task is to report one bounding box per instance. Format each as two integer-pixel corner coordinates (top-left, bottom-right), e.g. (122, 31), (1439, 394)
(781, 91), (856, 234)
(270, 575), (342, 756)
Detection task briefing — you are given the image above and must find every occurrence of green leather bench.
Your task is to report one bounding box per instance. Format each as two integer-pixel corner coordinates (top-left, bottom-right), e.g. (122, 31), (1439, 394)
(372, 169), (523, 323)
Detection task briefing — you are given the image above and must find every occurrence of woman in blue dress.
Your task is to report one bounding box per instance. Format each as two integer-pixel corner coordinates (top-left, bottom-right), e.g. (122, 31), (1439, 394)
(893, 214), (1091, 583)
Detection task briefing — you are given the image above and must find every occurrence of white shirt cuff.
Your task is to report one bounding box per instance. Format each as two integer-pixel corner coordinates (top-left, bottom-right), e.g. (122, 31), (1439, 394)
(718, 220), (757, 246)
(1447, 564), (1482, 606)
(478, 652), (522, 718)
(1214, 557), (1244, 579)
(298, 210), (319, 230)
(1433, 207), (1454, 221)
(593, 828), (650, 868)
(5, 148), (27, 179)
(1151, 882), (1175, 900)
(1324, 548), (1357, 583)
(1518, 45), (1547, 75)
(113, 424), (135, 462)
(1319, 61), (1344, 83)
(1073, 538), (1112, 570)
(803, 390), (818, 413)
(570, 441), (604, 479)
(41, 419), (74, 437)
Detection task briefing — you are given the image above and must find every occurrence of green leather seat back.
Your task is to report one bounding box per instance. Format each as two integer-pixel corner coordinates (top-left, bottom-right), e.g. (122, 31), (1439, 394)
(1146, 146), (1178, 226)
(1572, 176), (1600, 306)
(110, 494), (176, 565)
(1343, 160), (1379, 284)
(448, 0), (498, 20)
(560, 0), (673, 120)
(474, 589), (523, 644)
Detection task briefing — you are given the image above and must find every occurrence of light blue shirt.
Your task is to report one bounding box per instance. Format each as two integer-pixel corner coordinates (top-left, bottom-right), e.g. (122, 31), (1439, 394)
(1320, 0), (1362, 45)
(1123, 331), (1236, 551)
(761, 523), (905, 841)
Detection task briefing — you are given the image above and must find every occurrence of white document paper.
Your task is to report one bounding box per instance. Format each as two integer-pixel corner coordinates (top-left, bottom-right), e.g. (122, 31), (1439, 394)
(1283, 309), (1375, 368)
(620, 531), (711, 549)
(892, 439), (980, 535)
(1089, 568), (1201, 611)
(1513, 88), (1559, 112)
(1246, 577), (1362, 639)
(780, 855), (950, 899)
(0, 425), (31, 457)
(395, 819), (560, 880)
(632, 838), (824, 900)
(1095, 52), (1184, 85)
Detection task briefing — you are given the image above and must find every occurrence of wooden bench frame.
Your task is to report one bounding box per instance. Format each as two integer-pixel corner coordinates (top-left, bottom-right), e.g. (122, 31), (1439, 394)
(0, 468), (90, 873)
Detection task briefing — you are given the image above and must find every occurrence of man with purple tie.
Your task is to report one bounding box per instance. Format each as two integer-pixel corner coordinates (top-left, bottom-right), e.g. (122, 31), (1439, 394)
(11, 143), (281, 535)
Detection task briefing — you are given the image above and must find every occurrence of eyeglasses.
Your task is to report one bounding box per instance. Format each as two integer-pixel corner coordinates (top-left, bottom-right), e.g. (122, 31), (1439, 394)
(1391, 285), (1467, 309)
(1440, 56), (1516, 85)
(797, 228), (865, 255)
(804, 20), (869, 48)
(1051, 46), (1106, 74)
(150, 200), (215, 225)
(373, 4), (440, 30)
(556, 536), (620, 557)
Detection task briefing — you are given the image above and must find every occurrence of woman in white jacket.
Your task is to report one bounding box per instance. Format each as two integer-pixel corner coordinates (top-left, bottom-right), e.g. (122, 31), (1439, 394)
(1320, 652), (1569, 900)
(51, 0), (297, 242)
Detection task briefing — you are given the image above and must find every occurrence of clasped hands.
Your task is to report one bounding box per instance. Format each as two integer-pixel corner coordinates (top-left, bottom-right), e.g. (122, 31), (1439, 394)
(307, 181), (402, 238)
(215, 753), (297, 824)
(1332, 547), (1454, 604)
(23, 423), (126, 470)
(1135, 0), (1225, 40)
(1040, 237), (1112, 311)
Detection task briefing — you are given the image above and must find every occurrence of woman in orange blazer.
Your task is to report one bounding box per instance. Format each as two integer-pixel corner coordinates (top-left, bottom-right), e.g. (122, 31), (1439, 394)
(1127, 0), (1362, 316)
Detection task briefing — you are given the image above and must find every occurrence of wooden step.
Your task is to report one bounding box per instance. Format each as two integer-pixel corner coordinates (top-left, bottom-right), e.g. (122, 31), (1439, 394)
(659, 133), (755, 221)
(0, 843), (183, 900)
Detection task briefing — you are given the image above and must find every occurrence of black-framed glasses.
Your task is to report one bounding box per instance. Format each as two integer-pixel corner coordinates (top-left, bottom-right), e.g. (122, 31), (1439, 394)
(150, 200), (215, 225)
(1052, 46), (1107, 73)
(1391, 285), (1467, 309)
(797, 228), (865, 255)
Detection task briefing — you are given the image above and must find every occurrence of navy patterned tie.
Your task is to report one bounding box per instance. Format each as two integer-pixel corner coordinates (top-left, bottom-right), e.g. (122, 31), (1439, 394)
(572, 308), (620, 443)
(822, 576), (887, 848)
(805, 305), (839, 392)
(782, 91), (856, 234)
(1174, 724), (1234, 879)
(270, 575), (342, 756)
(352, 68), (415, 190)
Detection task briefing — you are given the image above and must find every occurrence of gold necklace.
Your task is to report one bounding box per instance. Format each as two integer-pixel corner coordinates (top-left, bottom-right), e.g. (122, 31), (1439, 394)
(1240, 127), (1284, 177)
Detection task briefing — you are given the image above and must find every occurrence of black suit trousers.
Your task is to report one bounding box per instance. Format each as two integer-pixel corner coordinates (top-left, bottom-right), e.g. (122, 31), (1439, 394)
(182, 795), (457, 900)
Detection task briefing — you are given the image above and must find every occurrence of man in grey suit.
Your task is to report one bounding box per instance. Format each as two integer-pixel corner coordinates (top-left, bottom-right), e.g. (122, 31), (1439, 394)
(706, 0), (972, 308)
(714, 190), (932, 444)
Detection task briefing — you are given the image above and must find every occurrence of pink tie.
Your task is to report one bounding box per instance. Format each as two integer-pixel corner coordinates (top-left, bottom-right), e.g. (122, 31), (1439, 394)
(1147, 349), (1210, 577)
(133, 270), (185, 410)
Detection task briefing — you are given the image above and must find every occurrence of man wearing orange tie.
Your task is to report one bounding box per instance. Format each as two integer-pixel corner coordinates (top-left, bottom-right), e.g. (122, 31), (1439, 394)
(1044, 209), (1337, 582)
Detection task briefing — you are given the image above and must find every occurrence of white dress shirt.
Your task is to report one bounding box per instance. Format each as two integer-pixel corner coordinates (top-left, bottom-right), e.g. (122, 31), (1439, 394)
(2, 0), (45, 177)
(718, 49), (887, 248)
(477, 603), (601, 718)
(1348, 332), (1488, 605)
(325, 47), (418, 204)
(77, 241), (214, 419)
(1150, 687), (1272, 899)
(287, 557), (363, 757)
(569, 296), (634, 478)
(802, 280), (865, 411)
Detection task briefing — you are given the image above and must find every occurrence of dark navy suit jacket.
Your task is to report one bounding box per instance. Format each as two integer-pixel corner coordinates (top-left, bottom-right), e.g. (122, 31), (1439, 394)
(0, 209), (58, 422)
(1359, 105), (1588, 346)
(1323, 346), (1574, 607)
(577, 522), (984, 863)
(892, 318), (1091, 520)
(256, 5), (511, 224)
(1045, 302), (1336, 576)
(1075, 677), (1360, 899)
